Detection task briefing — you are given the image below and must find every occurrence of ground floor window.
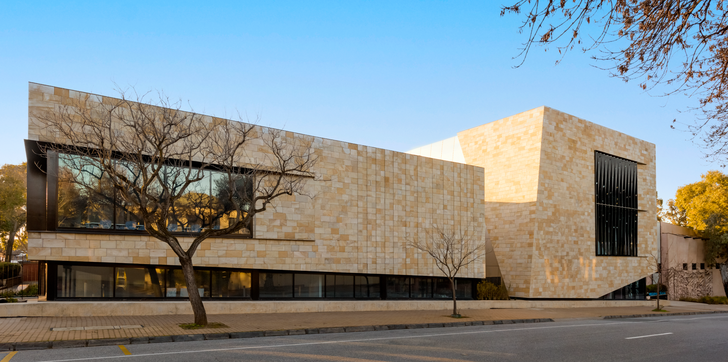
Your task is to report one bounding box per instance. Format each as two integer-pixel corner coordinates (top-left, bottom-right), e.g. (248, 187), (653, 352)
(43, 261), (477, 301)
(599, 278), (646, 300)
(57, 265), (114, 298)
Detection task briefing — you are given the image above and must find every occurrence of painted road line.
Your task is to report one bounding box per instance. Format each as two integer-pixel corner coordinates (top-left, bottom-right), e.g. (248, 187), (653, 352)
(625, 332), (673, 340)
(118, 346), (131, 355)
(1, 352), (17, 362)
(34, 321), (646, 362)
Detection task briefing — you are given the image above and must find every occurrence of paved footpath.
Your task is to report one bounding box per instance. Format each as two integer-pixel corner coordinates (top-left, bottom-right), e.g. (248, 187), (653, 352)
(1, 301), (726, 345)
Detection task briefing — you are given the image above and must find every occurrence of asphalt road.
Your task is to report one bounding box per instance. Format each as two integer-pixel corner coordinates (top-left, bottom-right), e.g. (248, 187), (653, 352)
(3, 314), (728, 362)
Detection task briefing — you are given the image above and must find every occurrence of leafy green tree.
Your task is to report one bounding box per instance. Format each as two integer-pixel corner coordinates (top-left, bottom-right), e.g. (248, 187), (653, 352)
(675, 171), (728, 296)
(676, 171), (728, 233)
(663, 199), (688, 227)
(0, 163), (27, 262)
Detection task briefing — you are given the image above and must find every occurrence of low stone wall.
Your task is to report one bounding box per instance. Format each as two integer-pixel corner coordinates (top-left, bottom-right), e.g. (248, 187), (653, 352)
(0, 299), (663, 317)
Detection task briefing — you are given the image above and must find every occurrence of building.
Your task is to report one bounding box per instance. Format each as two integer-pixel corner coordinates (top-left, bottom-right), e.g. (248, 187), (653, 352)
(659, 222), (727, 299)
(26, 82), (657, 301)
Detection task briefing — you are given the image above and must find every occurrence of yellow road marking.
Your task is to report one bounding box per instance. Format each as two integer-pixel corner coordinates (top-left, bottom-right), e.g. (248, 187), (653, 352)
(118, 346), (131, 355)
(1, 351), (18, 362)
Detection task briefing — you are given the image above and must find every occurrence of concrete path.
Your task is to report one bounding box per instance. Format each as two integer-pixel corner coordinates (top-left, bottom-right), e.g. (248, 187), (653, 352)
(1, 301), (727, 344)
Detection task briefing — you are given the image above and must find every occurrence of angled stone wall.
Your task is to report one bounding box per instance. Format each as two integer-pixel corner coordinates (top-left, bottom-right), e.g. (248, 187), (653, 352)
(457, 107), (545, 297)
(458, 106), (657, 298)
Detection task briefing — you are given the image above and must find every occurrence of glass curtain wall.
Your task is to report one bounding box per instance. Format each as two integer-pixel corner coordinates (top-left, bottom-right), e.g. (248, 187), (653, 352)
(51, 262), (474, 300)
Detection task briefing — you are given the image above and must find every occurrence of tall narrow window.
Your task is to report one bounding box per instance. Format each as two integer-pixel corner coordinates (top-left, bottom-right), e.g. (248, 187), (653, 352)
(595, 151), (638, 256)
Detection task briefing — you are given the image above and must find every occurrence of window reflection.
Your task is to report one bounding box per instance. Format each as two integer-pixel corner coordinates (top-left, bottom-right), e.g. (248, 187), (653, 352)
(259, 273), (293, 298)
(294, 274), (324, 298)
(165, 269), (210, 298)
(355, 275), (380, 299)
(326, 275), (354, 298)
(58, 155), (114, 229)
(57, 265), (113, 298)
(212, 271), (251, 298)
(433, 278), (451, 299)
(455, 280), (472, 300)
(57, 153), (252, 235)
(386, 277), (410, 299)
(411, 277), (432, 299)
(115, 267), (165, 298)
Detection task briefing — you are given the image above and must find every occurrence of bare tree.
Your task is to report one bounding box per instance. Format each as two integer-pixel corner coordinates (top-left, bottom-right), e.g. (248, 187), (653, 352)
(648, 252), (665, 311)
(408, 224), (486, 317)
(34, 90), (317, 325)
(501, 1), (728, 162)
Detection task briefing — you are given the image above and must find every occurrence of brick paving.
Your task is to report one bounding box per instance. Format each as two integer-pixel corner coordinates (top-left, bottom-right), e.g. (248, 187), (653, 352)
(1, 301), (727, 343)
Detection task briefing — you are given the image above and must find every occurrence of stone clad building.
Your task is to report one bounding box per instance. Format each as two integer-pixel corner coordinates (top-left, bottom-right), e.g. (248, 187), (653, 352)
(409, 107), (657, 299)
(26, 82), (657, 301)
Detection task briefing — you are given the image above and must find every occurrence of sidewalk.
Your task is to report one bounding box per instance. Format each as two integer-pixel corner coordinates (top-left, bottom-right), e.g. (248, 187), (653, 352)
(1, 301), (727, 345)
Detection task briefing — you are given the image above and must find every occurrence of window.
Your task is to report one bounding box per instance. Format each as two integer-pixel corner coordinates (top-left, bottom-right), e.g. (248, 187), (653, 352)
(411, 277), (431, 299)
(692, 263), (697, 270)
(683, 263), (688, 270)
(166, 269), (210, 298)
(456, 280), (473, 300)
(294, 274), (324, 298)
(259, 273), (293, 298)
(212, 271), (251, 298)
(433, 278), (452, 299)
(326, 275), (354, 298)
(386, 277), (410, 299)
(700, 263), (705, 270)
(595, 152), (638, 256)
(57, 155), (114, 229)
(355, 275), (380, 299)
(57, 153), (253, 236)
(600, 278), (646, 300)
(57, 265), (114, 298)
(115, 267), (165, 298)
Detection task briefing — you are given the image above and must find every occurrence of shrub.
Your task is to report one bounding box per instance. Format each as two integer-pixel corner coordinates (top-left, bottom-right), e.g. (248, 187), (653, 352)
(17, 284), (38, 296)
(698, 296), (728, 305)
(679, 296), (728, 304)
(0, 262), (21, 279)
(477, 281), (509, 300)
(646, 283), (668, 293)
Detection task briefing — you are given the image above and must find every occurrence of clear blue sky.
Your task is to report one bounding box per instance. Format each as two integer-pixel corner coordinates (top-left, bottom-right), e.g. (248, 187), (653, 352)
(0, 1), (713, 201)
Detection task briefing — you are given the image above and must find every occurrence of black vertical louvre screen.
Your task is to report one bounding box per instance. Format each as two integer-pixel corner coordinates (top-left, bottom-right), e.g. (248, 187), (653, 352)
(595, 152), (638, 256)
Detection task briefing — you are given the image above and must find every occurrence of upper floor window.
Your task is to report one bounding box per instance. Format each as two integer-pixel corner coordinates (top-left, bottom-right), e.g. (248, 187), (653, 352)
(595, 151), (638, 256)
(57, 153), (252, 236)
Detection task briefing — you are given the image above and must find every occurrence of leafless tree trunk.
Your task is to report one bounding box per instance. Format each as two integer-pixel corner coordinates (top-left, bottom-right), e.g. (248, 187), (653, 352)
(35, 89), (317, 325)
(3, 213), (24, 263)
(649, 252), (662, 310)
(3, 224), (18, 263)
(408, 224), (486, 317)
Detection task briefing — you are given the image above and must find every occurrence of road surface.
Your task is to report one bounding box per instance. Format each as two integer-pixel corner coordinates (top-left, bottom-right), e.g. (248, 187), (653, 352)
(2, 314), (727, 361)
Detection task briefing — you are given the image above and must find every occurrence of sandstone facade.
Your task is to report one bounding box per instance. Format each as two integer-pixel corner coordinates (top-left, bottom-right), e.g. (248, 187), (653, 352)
(452, 106), (656, 298)
(27, 82), (487, 279)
